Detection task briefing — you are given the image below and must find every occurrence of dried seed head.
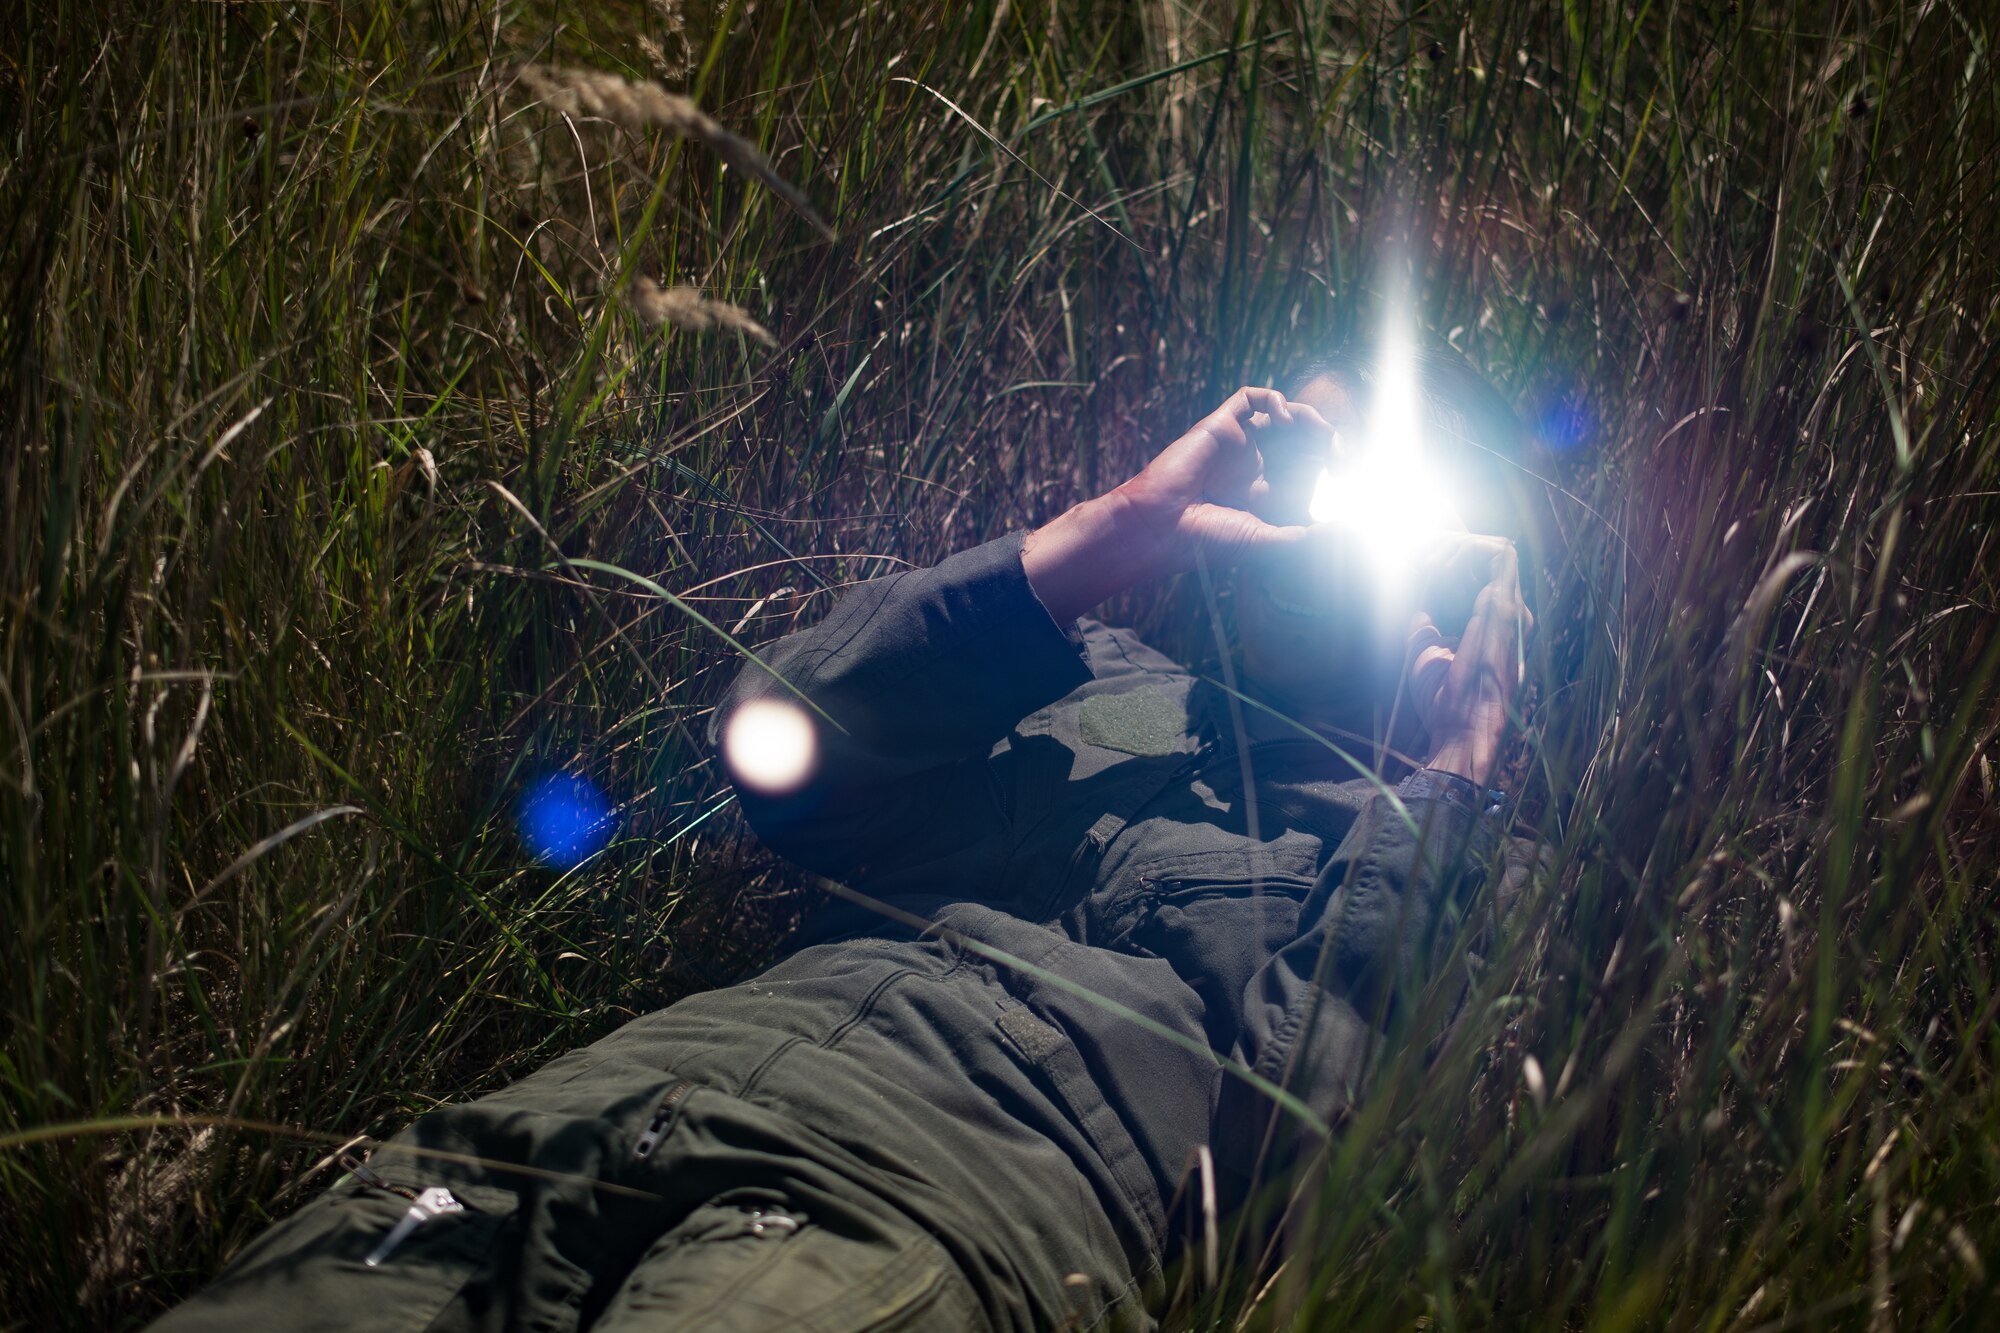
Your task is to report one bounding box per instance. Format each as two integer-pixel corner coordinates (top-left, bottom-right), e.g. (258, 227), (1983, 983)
(514, 65), (833, 240)
(637, 36), (676, 82)
(1946, 1224), (1985, 1282)
(642, 0), (692, 82)
(516, 63), (706, 135)
(627, 275), (776, 346)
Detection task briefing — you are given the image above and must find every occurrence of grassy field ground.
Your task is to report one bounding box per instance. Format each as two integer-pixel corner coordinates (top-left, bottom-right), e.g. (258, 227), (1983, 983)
(5, 0), (1999, 1327)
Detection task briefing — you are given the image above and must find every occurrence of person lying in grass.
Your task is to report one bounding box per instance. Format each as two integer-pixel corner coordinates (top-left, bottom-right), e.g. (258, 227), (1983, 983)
(151, 344), (1540, 1332)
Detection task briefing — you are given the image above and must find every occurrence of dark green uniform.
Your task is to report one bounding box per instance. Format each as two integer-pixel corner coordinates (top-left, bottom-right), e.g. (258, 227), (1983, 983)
(151, 533), (1510, 1332)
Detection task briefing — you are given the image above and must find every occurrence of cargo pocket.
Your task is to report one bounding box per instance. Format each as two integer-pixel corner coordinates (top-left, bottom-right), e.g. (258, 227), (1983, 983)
(149, 1176), (517, 1333)
(592, 1192), (980, 1333)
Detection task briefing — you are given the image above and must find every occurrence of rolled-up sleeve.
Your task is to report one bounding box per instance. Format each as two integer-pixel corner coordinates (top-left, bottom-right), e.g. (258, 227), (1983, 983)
(710, 532), (1092, 886)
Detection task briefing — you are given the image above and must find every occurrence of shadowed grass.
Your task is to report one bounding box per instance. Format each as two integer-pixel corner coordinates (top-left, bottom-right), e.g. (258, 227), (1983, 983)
(3, 0), (1998, 1328)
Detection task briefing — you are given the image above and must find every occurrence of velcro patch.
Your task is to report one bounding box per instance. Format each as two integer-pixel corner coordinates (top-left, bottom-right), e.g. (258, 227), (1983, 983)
(997, 1006), (1067, 1063)
(1079, 688), (1187, 758)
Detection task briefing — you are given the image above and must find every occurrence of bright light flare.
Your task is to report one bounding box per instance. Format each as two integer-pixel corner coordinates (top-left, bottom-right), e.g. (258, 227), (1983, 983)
(723, 698), (817, 795)
(1309, 452), (1462, 557)
(1306, 288), (1464, 575)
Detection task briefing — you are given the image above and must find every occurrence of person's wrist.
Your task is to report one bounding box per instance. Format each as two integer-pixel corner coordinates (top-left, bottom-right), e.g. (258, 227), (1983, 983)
(1102, 475), (1183, 558)
(1023, 490), (1168, 622)
(1424, 734), (1489, 787)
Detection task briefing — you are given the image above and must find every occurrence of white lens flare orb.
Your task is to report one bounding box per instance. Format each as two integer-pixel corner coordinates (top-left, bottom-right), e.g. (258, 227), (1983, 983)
(723, 698), (817, 795)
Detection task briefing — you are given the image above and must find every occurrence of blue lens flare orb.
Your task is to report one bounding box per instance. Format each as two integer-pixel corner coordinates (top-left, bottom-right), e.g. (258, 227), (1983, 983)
(1531, 389), (1595, 453)
(516, 772), (617, 868)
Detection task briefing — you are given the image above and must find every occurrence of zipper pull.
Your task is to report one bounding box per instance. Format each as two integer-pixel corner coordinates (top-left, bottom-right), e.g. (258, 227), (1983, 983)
(632, 1080), (695, 1160)
(339, 1151), (416, 1201)
(743, 1207), (800, 1237)
(364, 1186), (463, 1267)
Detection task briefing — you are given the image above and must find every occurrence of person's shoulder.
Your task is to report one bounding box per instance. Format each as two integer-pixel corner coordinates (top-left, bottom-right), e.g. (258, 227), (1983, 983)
(1075, 617), (1191, 683)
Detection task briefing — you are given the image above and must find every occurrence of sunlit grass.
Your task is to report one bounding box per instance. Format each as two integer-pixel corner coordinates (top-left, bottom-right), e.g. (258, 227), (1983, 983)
(3, 1), (1997, 1327)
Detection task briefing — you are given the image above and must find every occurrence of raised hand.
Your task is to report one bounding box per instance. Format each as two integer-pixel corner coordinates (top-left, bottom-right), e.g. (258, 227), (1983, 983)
(1023, 387), (1332, 622)
(1117, 386), (1334, 565)
(1404, 534), (1534, 788)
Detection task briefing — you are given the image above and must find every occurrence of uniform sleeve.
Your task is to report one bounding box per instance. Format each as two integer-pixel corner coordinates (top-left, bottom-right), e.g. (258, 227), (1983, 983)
(1219, 770), (1503, 1185)
(709, 531), (1092, 885)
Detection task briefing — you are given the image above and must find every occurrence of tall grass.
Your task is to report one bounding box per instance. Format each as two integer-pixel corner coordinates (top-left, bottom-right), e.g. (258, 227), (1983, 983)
(3, 0), (1997, 1327)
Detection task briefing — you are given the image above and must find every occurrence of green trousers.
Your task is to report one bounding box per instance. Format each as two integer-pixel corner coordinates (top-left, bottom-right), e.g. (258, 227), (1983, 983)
(153, 1077), (989, 1333)
(151, 917), (1198, 1332)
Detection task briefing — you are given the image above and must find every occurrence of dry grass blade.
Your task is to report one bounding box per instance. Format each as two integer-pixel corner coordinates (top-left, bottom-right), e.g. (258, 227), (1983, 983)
(627, 274), (776, 346)
(515, 64), (834, 241)
(179, 804), (365, 914)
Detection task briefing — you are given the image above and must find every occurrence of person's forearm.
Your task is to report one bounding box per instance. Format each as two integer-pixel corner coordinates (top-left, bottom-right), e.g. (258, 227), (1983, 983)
(1424, 734), (1495, 788)
(1020, 490), (1166, 624)
(715, 533), (1091, 784)
(714, 533), (1093, 879)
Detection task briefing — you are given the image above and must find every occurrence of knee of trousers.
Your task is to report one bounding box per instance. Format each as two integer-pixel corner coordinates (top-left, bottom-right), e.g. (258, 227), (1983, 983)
(146, 1051), (691, 1333)
(146, 1046), (1010, 1333)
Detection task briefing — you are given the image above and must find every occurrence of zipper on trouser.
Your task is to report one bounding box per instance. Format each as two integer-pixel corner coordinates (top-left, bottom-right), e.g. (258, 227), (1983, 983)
(632, 1080), (696, 1160)
(363, 1186), (465, 1267)
(337, 1151), (466, 1268)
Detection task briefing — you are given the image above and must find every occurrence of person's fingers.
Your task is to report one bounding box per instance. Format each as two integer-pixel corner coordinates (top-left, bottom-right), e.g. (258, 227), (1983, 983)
(1179, 503), (1311, 562)
(1421, 530), (1512, 579)
(1206, 389), (1297, 456)
(1447, 579), (1528, 708)
(1237, 395), (1333, 451)
(1404, 613), (1455, 728)
(1235, 385), (1295, 425)
(1447, 625), (1488, 701)
(1417, 531), (1526, 638)
(1165, 389), (1333, 540)
(1404, 612), (1446, 673)
(1412, 646), (1454, 723)
(1202, 409), (1248, 451)
(1461, 586), (1513, 662)
(1286, 400), (1333, 434)
(1201, 438), (1266, 509)
(1209, 391), (1257, 438)
(1414, 533), (1492, 610)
